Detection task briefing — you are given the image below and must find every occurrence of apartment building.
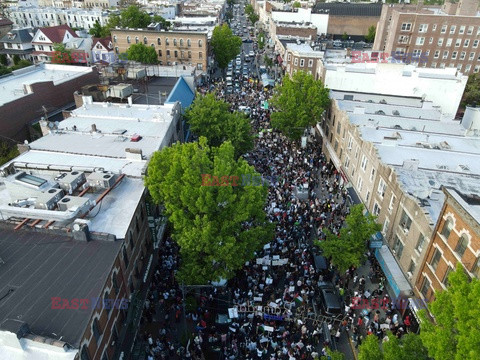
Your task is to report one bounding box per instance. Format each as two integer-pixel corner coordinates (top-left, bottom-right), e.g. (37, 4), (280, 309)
(37, 0), (118, 8)
(374, 0), (480, 75)
(0, 99), (182, 360)
(31, 24), (78, 62)
(415, 163), (480, 302)
(5, 6), (111, 30)
(271, 8), (328, 36)
(111, 27), (208, 70)
(0, 27), (34, 62)
(283, 42), (324, 77)
(316, 70), (480, 301)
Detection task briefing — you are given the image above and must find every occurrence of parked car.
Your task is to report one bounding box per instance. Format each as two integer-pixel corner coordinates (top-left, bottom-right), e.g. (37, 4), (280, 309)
(317, 281), (343, 317)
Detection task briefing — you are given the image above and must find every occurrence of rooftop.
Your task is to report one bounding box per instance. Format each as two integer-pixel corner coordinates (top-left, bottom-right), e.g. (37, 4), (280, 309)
(286, 43), (324, 57)
(0, 63), (94, 107)
(447, 187), (480, 225)
(0, 226), (122, 349)
(335, 91), (480, 224)
(313, 2), (382, 16)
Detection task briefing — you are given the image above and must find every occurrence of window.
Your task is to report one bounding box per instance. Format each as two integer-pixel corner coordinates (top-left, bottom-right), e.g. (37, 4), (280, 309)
(198, 39), (202, 47)
(469, 52), (475, 60)
(187, 39), (191, 46)
(166, 49), (170, 57)
(104, 291), (110, 314)
(408, 260), (416, 275)
(450, 25), (456, 34)
(308, 59), (313, 67)
(452, 51), (458, 59)
(351, 166), (355, 177)
(443, 266), (453, 286)
(398, 35), (409, 44)
(158, 50), (162, 57)
(102, 351), (109, 360)
(199, 51), (203, 59)
(446, 38), (452, 47)
(127, 36), (130, 44)
(383, 218), (390, 235)
(464, 39), (470, 47)
(370, 168), (375, 182)
(92, 319), (101, 343)
(401, 23), (412, 31)
(366, 191), (370, 203)
(288, 53), (291, 61)
(115, 47), (119, 54)
(135, 36), (139, 44)
(400, 210), (412, 232)
(432, 62), (437, 68)
(467, 26), (474, 35)
(412, 49), (422, 58)
(466, 64), (472, 73)
(113, 35), (117, 43)
(440, 63), (446, 68)
(180, 39), (183, 46)
(81, 345), (90, 360)
(416, 37), (425, 45)
(430, 249), (442, 271)
(455, 234), (468, 258)
(393, 236), (404, 259)
(474, 40), (479, 48)
(438, 38), (444, 46)
(478, 27), (480, 36)
(357, 177), (363, 192)
(197, 63), (203, 70)
(414, 234), (425, 253)
(143, 36), (147, 44)
(157, 38), (161, 45)
(344, 156), (350, 169)
(373, 202), (381, 216)
(441, 25), (447, 34)
(347, 136), (353, 150)
(174, 50), (178, 58)
(455, 38), (461, 47)
(472, 257), (480, 278)
(460, 51), (466, 60)
(420, 277), (431, 297)
(173, 38), (177, 46)
(418, 24), (428, 33)
(429, 37), (433, 44)
(434, 50), (440, 58)
(432, 24), (437, 31)
(165, 38), (169, 45)
(188, 51), (191, 58)
(361, 155), (368, 171)
(377, 178), (386, 198)
(388, 195), (396, 212)
(300, 58), (305, 67)
(443, 50), (449, 59)
(123, 247), (129, 267)
(440, 217), (453, 239)
(294, 58), (298, 66)
(112, 272), (119, 294)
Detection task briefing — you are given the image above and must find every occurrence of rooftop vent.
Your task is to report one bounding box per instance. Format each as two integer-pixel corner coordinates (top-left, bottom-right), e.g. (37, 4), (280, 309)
(375, 110), (385, 115)
(439, 141), (451, 149)
(392, 110), (400, 116)
(436, 165), (449, 170)
(458, 164), (470, 172)
(380, 99), (387, 104)
(394, 125), (402, 130)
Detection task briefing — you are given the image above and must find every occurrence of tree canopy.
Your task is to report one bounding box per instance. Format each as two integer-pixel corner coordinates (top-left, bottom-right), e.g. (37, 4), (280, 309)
(315, 204), (380, 272)
(185, 92), (253, 159)
(211, 24), (242, 69)
(358, 332), (428, 360)
(462, 74), (480, 107)
(245, 4), (259, 24)
(419, 262), (480, 360)
(145, 138), (273, 284)
(52, 43), (72, 64)
(107, 5), (151, 29)
(270, 70), (330, 140)
(89, 20), (110, 38)
(127, 43), (158, 64)
(365, 25), (376, 43)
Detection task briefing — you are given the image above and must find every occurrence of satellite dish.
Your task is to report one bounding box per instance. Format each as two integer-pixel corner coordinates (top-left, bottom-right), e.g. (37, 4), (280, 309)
(24, 140), (28, 145)
(73, 223), (81, 231)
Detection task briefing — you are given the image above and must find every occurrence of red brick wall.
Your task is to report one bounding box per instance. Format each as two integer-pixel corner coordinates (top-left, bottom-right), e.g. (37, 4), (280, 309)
(0, 69), (99, 142)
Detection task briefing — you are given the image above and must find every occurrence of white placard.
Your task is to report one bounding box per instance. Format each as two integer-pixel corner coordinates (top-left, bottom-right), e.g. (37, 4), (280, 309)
(263, 325), (274, 332)
(228, 307), (239, 319)
(254, 296), (263, 302)
(269, 302), (278, 308)
(273, 255), (280, 260)
(263, 243), (271, 250)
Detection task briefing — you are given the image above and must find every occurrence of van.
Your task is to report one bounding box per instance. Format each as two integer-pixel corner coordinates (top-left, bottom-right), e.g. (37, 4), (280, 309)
(226, 76), (232, 82)
(317, 282), (343, 317)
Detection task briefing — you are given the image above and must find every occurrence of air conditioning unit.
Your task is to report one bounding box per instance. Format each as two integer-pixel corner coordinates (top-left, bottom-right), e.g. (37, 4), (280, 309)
(57, 195), (90, 212)
(407, 272), (413, 279)
(86, 171), (117, 190)
(55, 171), (86, 194)
(34, 187), (65, 210)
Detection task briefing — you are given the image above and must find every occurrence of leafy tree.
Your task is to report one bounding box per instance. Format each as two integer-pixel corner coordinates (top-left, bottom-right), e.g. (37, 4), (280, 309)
(365, 25), (376, 43)
(11, 59), (32, 70)
(419, 262), (480, 360)
(106, 5), (152, 30)
(320, 349), (345, 360)
(226, 10), (233, 22)
(293, 1), (301, 8)
(315, 204), (380, 272)
(462, 74), (480, 107)
(52, 43), (72, 64)
(270, 70), (330, 140)
(0, 54), (7, 66)
(264, 55), (273, 68)
(13, 54), (20, 65)
(358, 332), (428, 360)
(127, 43), (158, 64)
(211, 24), (242, 69)
(257, 31), (265, 50)
(145, 138), (273, 284)
(245, 4), (259, 24)
(0, 66), (12, 76)
(342, 32), (348, 41)
(89, 20), (110, 38)
(185, 92), (253, 158)
(0, 141), (19, 166)
(153, 15), (171, 29)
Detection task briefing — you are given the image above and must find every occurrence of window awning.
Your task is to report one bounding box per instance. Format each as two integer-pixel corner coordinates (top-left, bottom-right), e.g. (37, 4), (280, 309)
(375, 245), (413, 297)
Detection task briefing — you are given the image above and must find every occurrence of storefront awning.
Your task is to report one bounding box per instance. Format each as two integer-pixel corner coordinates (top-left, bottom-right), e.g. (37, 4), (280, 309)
(346, 186), (362, 205)
(375, 245), (413, 297)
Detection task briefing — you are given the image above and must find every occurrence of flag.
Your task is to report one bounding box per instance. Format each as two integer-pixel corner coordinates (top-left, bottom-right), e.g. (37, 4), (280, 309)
(294, 295), (303, 305)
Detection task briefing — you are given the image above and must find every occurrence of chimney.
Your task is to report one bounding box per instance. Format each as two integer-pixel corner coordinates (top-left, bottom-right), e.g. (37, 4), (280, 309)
(72, 221), (91, 242)
(91, 124), (97, 132)
(128, 96), (133, 106)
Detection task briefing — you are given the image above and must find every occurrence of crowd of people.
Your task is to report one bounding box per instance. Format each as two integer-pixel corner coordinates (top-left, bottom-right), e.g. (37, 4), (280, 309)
(137, 41), (414, 360)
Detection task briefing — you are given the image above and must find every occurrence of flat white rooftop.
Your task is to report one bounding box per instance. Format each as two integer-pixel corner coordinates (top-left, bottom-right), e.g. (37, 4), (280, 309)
(0, 63), (94, 107)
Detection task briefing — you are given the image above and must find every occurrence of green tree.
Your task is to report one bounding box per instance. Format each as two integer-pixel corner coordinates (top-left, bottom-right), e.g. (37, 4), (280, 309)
(462, 74), (480, 107)
(211, 24), (242, 69)
(342, 32), (348, 41)
(52, 43), (72, 64)
(365, 25), (376, 43)
(106, 5), (154, 31)
(0, 141), (19, 166)
(315, 204), (380, 272)
(270, 70), (330, 140)
(185, 92), (253, 158)
(127, 43), (158, 64)
(358, 332), (428, 360)
(153, 15), (171, 29)
(293, 1), (301, 8)
(225, 10), (233, 22)
(0, 66), (12, 76)
(89, 20), (110, 38)
(264, 55), (273, 68)
(0, 54), (7, 66)
(257, 31), (265, 50)
(12, 54), (20, 65)
(419, 262), (480, 360)
(245, 5), (259, 24)
(320, 349), (345, 360)
(11, 59), (32, 70)
(145, 138), (273, 284)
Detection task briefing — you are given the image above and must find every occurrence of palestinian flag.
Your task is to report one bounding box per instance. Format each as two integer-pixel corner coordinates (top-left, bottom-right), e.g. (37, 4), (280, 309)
(294, 295), (304, 305)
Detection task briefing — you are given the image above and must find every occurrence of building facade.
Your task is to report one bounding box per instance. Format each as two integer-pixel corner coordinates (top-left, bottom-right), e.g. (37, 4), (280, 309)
(283, 43), (324, 77)
(415, 185), (480, 302)
(0, 28), (34, 62)
(373, 0), (480, 75)
(111, 28), (208, 70)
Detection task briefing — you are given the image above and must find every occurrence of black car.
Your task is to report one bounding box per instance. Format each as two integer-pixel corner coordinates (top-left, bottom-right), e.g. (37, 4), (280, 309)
(317, 281), (343, 317)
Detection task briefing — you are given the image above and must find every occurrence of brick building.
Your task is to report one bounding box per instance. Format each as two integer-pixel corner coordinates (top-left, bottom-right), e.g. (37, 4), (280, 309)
(111, 27), (208, 71)
(415, 185), (480, 303)
(283, 42), (324, 77)
(373, 0), (480, 75)
(270, 21), (317, 41)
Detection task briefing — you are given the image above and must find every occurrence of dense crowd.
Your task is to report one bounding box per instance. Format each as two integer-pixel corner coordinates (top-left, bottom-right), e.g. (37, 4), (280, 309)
(138, 47), (412, 360)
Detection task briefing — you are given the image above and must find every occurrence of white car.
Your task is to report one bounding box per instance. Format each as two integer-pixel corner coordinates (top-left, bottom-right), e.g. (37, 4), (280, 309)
(236, 58), (242, 66)
(249, 51), (255, 57)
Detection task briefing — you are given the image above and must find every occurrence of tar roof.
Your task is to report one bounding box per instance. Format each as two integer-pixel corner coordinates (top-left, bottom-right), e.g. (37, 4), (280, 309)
(0, 226), (122, 348)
